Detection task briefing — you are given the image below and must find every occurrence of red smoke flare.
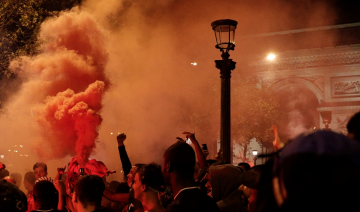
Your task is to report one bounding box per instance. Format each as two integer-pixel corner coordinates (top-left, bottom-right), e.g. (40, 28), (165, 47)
(10, 10), (110, 161)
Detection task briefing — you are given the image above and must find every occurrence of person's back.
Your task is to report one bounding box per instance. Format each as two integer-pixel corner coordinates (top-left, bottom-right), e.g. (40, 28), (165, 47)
(166, 187), (220, 212)
(162, 141), (220, 212)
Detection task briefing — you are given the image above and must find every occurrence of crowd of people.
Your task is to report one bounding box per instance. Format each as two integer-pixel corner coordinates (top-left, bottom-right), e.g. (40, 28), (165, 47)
(1, 111), (360, 212)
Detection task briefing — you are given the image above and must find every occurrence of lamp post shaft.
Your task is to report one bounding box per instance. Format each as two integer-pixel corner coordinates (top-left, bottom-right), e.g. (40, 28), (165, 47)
(215, 52), (236, 164)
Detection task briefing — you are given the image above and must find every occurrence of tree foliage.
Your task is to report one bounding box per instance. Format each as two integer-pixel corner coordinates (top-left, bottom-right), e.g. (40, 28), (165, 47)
(231, 75), (283, 161)
(0, 0), (82, 79)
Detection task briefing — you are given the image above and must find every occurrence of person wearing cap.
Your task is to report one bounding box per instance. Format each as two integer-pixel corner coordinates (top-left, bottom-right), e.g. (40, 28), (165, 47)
(267, 130), (360, 212)
(132, 163), (165, 212)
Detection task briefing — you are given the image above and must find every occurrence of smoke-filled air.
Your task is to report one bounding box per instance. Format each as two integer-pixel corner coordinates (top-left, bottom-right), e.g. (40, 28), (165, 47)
(0, 0), (340, 179)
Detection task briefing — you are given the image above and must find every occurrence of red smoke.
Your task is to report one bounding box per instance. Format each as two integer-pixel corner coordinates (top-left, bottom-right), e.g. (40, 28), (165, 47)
(10, 10), (109, 162)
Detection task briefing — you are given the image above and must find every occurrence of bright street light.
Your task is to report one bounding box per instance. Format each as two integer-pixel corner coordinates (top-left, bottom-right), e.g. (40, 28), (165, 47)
(267, 53), (276, 60)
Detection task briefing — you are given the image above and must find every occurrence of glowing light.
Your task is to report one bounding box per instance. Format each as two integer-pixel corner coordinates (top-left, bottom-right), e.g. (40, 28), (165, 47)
(20, 154), (23, 157)
(8, 150), (11, 152)
(252, 150), (258, 156)
(14, 150), (18, 152)
(110, 132), (113, 135)
(0, 155), (4, 159)
(25, 155), (28, 157)
(191, 62), (197, 66)
(20, 145), (23, 147)
(266, 54), (276, 60)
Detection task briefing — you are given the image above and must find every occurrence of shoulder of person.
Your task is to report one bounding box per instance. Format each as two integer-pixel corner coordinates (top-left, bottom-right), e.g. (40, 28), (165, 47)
(166, 201), (186, 212)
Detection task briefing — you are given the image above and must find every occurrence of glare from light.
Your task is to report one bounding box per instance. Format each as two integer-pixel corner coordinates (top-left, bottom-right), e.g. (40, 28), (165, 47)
(252, 150), (258, 156)
(20, 154), (23, 157)
(0, 155), (4, 159)
(20, 145), (23, 147)
(25, 155), (28, 157)
(186, 138), (192, 145)
(191, 62), (197, 66)
(14, 150), (18, 153)
(8, 150), (11, 152)
(110, 132), (113, 135)
(267, 54), (276, 60)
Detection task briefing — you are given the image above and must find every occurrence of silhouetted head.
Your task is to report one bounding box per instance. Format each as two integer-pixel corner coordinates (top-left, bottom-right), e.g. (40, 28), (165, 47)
(162, 142), (195, 184)
(272, 130), (360, 212)
(74, 175), (105, 209)
(0, 180), (27, 212)
(237, 162), (251, 172)
(0, 168), (10, 179)
(33, 180), (58, 210)
(347, 111), (360, 142)
(10, 173), (22, 188)
(24, 171), (36, 191)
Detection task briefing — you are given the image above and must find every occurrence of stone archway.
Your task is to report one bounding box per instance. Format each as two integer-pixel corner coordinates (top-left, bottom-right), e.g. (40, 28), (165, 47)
(271, 79), (320, 139)
(271, 78), (324, 103)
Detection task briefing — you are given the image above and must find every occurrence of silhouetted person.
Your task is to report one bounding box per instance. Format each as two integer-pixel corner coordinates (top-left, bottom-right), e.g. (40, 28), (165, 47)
(0, 168), (10, 179)
(72, 175), (109, 212)
(31, 180), (60, 212)
(0, 180), (27, 212)
(24, 171), (36, 212)
(11, 172), (23, 188)
(347, 111), (360, 142)
(162, 142), (220, 212)
(257, 130), (360, 212)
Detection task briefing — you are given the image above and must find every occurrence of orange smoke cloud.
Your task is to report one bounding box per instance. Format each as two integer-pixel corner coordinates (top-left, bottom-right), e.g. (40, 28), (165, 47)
(9, 9), (109, 161)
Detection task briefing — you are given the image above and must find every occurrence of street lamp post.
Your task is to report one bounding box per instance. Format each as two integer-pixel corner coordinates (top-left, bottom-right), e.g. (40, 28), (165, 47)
(320, 111), (332, 130)
(211, 19), (238, 164)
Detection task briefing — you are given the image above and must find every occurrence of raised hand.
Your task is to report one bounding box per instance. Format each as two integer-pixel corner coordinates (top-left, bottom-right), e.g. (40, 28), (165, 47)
(182, 131), (197, 143)
(202, 149), (209, 158)
(57, 166), (67, 175)
(117, 133), (127, 146)
(272, 125), (284, 151)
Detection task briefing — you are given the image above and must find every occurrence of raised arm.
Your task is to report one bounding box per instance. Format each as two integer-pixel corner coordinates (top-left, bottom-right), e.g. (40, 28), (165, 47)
(183, 132), (207, 169)
(272, 125), (284, 152)
(103, 188), (130, 203)
(117, 133), (132, 177)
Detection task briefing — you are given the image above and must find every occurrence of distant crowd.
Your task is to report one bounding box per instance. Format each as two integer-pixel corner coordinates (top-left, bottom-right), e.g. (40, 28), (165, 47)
(1, 111), (360, 212)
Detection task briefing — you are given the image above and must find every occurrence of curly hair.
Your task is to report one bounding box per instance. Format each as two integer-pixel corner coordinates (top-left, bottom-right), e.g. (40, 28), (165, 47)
(137, 163), (165, 192)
